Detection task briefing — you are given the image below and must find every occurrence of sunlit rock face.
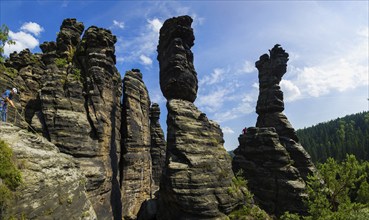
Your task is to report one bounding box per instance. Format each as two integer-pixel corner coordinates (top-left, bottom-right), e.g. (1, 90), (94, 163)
(3, 18), (123, 219)
(120, 69), (153, 219)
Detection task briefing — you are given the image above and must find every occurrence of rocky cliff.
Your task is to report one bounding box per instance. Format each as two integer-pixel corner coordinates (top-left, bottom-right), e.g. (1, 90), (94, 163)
(121, 69), (152, 219)
(0, 123), (96, 219)
(2, 18), (122, 219)
(156, 16), (247, 220)
(232, 45), (315, 216)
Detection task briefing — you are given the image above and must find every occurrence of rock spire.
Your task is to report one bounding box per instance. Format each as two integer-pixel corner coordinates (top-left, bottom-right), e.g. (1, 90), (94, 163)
(156, 15), (247, 220)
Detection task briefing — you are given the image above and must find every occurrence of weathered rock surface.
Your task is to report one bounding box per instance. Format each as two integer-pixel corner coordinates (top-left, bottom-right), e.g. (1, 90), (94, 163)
(157, 99), (246, 220)
(232, 127), (307, 216)
(157, 15), (198, 102)
(232, 45), (315, 216)
(121, 69), (152, 219)
(149, 103), (166, 191)
(157, 16), (247, 219)
(2, 18), (122, 219)
(255, 44), (316, 181)
(0, 123), (96, 219)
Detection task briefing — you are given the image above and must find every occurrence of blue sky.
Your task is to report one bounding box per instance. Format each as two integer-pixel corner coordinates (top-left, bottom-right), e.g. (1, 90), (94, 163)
(1, 1), (368, 151)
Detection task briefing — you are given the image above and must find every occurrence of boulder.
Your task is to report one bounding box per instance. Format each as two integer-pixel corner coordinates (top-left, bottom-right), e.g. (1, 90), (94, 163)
(157, 15), (198, 102)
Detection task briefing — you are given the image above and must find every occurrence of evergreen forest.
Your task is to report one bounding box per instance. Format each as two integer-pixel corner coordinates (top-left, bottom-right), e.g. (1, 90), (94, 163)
(297, 111), (369, 163)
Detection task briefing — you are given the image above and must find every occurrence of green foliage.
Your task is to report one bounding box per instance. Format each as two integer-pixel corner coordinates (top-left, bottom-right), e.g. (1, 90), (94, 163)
(66, 45), (76, 63)
(229, 205), (271, 220)
(0, 24), (15, 63)
(55, 58), (68, 68)
(0, 63), (18, 78)
(0, 140), (22, 190)
(297, 111), (369, 162)
(228, 170), (271, 220)
(71, 68), (81, 81)
(281, 154), (369, 220)
(0, 140), (22, 215)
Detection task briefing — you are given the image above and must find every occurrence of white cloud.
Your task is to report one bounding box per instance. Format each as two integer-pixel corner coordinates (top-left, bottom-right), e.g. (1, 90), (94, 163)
(139, 54), (153, 65)
(196, 87), (233, 113)
(4, 31), (39, 56)
(113, 20), (125, 29)
(147, 18), (162, 34)
(20, 22), (44, 36)
(199, 68), (225, 86)
(280, 79), (301, 102)
(116, 57), (124, 63)
(118, 18), (163, 64)
(237, 60), (255, 74)
(222, 126), (235, 134)
(213, 93), (256, 123)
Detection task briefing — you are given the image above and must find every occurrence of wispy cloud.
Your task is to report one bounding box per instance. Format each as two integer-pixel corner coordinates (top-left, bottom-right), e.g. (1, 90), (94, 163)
(222, 126), (235, 134)
(237, 60), (256, 74)
(139, 54), (153, 66)
(199, 68), (226, 86)
(112, 20), (125, 29)
(285, 27), (368, 99)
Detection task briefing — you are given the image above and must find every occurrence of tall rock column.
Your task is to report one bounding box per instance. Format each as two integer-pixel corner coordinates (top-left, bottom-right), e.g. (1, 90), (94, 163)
(149, 103), (166, 192)
(232, 45), (316, 216)
(156, 16), (246, 220)
(76, 25), (122, 219)
(255, 44), (316, 180)
(120, 69), (152, 219)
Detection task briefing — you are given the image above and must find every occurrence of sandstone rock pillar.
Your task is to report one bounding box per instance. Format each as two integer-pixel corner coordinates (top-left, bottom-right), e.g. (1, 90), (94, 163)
(156, 15), (246, 220)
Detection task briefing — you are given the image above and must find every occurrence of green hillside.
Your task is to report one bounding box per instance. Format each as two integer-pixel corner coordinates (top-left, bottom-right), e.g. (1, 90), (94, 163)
(297, 111), (369, 163)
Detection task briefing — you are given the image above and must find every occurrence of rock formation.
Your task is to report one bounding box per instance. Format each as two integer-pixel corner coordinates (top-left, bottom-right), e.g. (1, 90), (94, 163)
(232, 45), (315, 216)
(232, 127), (307, 216)
(121, 69), (152, 219)
(149, 103), (166, 191)
(156, 16), (247, 220)
(157, 15), (198, 102)
(2, 18), (122, 219)
(255, 44), (316, 180)
(0, 123), (96, 219)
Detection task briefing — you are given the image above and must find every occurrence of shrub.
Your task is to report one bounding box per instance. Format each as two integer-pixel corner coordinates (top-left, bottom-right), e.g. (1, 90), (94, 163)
(0, 139), (22, 215)
(55, 58), (68, 68)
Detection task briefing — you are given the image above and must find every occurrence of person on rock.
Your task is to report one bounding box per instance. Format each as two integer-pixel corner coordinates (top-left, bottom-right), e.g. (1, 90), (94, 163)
(0, 88), (17, 122)
(242, 127), (247, 134)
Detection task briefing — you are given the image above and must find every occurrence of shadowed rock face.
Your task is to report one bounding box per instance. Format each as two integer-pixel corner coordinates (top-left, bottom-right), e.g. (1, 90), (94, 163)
(157, 15), (198, 102)
(156, 16), (247, 220)
(121, 69), (152, 219)
(149, 103), (166, 191)
(255, 44), (316, 181)
(2, 18), (122, 219)
(232, 127), (307, 216)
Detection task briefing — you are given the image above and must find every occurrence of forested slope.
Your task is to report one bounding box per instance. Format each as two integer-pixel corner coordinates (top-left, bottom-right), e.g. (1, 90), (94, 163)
(297, 111), (369, 162)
